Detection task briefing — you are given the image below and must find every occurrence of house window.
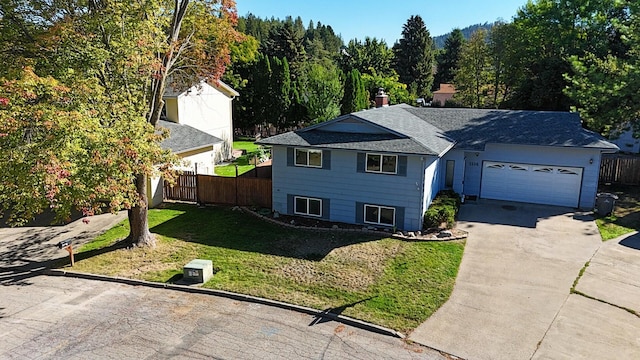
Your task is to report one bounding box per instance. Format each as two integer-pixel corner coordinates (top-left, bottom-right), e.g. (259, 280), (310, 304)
(295, 148), (322, 168)
(294, 196), (322, 217)
(445, 160), (455, 188)
(364, 204), (395, 226)
(366, 153), (397, 174)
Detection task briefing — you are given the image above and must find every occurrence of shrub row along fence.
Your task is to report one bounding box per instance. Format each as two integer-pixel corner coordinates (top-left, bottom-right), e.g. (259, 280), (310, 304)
(164, 171), (272, 208)
(600, 155), (640, 185)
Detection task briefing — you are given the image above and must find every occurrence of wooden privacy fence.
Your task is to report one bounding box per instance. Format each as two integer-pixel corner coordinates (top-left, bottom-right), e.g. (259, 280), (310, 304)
(164, 173), (272, 208)
(163, 171), (197, 202)
(600, 155), (640, 185)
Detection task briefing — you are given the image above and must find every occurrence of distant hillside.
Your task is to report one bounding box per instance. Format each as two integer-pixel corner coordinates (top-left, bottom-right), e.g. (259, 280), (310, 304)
(433, 22), (495, 48)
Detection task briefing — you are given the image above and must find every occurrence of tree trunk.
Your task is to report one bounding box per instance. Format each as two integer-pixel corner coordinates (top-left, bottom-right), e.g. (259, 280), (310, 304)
(127, 173), (155, 247)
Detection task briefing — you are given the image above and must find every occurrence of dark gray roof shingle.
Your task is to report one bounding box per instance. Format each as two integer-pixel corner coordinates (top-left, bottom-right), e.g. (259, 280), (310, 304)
(401, 105), (617, 150)
(158, 120), (223, 153)
(257, 104), (617, 154)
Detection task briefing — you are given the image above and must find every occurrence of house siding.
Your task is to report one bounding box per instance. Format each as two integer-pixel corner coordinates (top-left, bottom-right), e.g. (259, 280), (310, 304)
(462, 144), (602, 208)
(271, 146), (426, 230)
(171, 83), (235, 163)
(421, 157), (440, 219)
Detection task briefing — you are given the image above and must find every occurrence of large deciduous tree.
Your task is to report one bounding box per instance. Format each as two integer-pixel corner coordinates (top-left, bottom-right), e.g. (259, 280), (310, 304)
(454, 29), (491, 108)
(393, 15), (435, 97)
(0, 0), (240, 247)
(566, 1), (639, 136)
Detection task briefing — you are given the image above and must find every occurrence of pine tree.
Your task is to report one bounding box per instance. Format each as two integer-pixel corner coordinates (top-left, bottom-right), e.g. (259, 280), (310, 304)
(341, 69), (369, 114)
(434, 28), (465, 88)
(393, 15), (435, 97)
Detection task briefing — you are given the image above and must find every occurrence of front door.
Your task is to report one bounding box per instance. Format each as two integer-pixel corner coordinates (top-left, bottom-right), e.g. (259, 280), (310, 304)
(463, 152), (482, 196)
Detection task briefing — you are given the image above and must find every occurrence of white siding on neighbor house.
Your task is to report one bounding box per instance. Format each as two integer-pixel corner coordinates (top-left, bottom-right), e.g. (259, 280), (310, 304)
(177, 149), (215, 175)
(271, 146), (428, 231)
(148, 176), (164, 208)
(464, 144), (603, 209)
(166, 82), (235, 163)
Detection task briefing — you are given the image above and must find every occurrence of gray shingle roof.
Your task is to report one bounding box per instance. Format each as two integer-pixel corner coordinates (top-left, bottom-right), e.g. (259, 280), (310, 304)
(257, 104), (617, 154)
(158, 120), (223, 153)
(401, 105), (617, 150)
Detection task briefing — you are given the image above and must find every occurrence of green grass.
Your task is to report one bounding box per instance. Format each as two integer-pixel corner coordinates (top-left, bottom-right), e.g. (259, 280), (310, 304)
(73, 204), (464, 333)
(214, 140), (267, 177)
(232, 140), (261, 153)
(594, 185), (640, 241)
(595, 215), (636, 241)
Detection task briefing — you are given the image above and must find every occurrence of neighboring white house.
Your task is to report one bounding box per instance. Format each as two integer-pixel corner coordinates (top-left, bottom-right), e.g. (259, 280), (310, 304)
(163, 80), (239, 163)
(148, 80), (239, 208)
(148, 120), (224, 207)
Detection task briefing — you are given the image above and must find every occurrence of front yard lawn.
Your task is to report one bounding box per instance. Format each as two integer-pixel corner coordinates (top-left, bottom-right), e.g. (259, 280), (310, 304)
(71, 204), (464, 333)
(596, 185), (640, 240)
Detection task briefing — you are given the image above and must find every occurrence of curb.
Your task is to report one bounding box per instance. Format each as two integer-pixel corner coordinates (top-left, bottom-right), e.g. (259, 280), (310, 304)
(45, 268), (405, 339)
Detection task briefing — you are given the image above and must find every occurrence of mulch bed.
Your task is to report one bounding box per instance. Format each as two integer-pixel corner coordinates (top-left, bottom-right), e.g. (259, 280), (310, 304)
(245, 208), (467, 241)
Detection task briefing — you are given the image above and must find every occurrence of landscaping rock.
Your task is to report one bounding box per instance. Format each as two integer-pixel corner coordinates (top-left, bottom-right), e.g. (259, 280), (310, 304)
(395, 232), (404, 237)
(290, 220), (295, 225)
(438, 230), (453, 238)
(273, 212), (280, 219)
(407, 232), (416, 238)
(332, 225), (339, 229)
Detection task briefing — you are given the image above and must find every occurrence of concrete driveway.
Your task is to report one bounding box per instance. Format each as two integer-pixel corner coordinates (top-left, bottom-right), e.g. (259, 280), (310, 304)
(409, 201), (604, 359)
(533, 232), (640, 359)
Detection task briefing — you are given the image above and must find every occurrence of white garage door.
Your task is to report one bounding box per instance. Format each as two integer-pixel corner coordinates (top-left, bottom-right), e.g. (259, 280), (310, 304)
(480, 161), (582, 207)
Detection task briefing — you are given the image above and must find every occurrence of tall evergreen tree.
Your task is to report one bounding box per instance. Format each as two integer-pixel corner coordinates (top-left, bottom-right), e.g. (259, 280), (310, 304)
(341, 69), (369, 114)
(270, 56), (292, 131)
(434, 28), (465, 88)
(263, 22), (306, 79)
(393, 15), (435, 97)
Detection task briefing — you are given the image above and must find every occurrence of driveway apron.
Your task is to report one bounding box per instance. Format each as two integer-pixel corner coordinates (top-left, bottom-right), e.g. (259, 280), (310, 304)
(409, 201), (602, 360)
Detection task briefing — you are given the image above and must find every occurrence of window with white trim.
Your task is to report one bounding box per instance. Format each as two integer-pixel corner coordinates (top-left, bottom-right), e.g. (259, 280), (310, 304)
(366, 153), (397, 174)
(294, 196), (322, 217)
(364, 204), (395, 226)
(295, 148), (322, 168)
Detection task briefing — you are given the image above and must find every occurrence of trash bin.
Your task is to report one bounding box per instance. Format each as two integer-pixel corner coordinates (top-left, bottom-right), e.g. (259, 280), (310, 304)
(595, 193), (618, 216)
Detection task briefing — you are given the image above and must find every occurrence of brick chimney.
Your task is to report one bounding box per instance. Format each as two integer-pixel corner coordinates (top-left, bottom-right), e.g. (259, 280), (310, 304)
(375, 88), (389, 108)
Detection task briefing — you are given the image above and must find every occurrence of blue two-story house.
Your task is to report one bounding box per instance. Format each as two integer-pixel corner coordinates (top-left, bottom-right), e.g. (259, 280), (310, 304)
(257, 103), (617, 231)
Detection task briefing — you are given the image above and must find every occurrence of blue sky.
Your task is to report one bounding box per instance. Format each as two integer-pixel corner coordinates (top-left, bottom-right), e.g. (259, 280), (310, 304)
(236, 0), (527, 43)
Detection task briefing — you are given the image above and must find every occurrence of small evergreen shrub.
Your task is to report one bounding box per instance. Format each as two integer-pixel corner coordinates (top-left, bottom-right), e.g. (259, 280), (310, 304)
(424, 190), (462, 229)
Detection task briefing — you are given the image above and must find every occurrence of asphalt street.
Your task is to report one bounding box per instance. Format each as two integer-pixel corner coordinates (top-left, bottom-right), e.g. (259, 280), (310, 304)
(0, 214), (446, 360)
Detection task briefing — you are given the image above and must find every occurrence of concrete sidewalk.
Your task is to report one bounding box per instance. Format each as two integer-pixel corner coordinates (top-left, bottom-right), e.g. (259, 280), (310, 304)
(533, 232), (640, 359)
(409, 201), (602, 360)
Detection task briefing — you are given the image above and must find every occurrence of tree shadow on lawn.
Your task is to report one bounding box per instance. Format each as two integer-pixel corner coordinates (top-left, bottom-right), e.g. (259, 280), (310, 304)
(148, 204), (386, 261)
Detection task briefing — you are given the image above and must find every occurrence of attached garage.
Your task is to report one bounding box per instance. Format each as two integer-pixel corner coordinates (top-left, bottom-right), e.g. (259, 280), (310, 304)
(480, 161), (583, 207)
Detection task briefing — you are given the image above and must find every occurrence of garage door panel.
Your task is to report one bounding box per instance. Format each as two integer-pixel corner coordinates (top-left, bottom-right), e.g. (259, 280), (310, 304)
(480, 161), (581, 207)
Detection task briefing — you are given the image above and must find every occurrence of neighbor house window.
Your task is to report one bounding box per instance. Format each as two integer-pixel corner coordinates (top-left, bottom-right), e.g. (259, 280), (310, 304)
(295, 148), (322, 168)
(294, 196), (322, 217)
(366, 153), (397, 174)
(364, 204), (395, 226)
